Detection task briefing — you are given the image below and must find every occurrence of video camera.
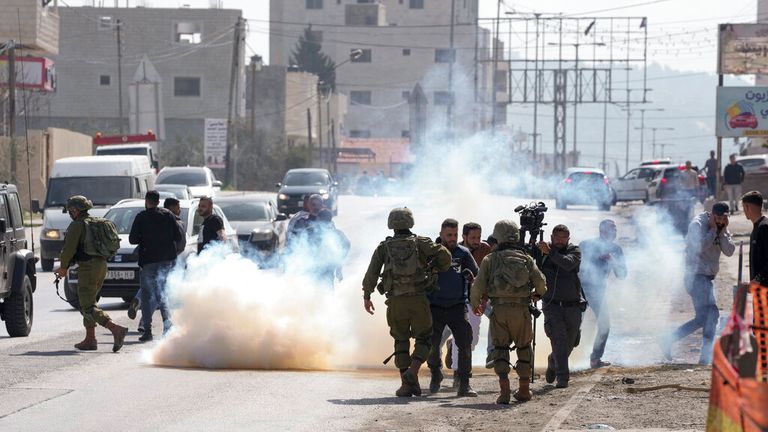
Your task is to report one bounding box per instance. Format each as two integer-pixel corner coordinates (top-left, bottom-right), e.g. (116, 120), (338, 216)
(514, 201), (548, 246)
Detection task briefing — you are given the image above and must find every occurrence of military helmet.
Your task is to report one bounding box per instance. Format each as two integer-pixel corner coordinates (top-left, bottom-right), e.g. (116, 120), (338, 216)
(388, 207), (414, 230)
(66, 195), (93, 211)
(492, 219), (520, 244)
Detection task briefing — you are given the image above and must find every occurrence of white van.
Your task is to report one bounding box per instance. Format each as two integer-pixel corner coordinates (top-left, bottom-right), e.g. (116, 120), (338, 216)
(34, 156), (156, 271)
(95, 144), (159, 173)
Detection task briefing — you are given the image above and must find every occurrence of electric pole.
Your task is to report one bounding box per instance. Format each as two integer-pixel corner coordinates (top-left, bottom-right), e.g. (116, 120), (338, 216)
(490, 0), (500, 135)
(447, 0), (455, 138)
(7, 40), (16, 183)
(224, 16), (245, 188)
(116, 19), (124, 134)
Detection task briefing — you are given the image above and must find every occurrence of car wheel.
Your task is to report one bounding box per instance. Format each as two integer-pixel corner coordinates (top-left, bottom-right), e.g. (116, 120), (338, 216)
(5, 275), (33, 337)
(41, 258), (54, 272)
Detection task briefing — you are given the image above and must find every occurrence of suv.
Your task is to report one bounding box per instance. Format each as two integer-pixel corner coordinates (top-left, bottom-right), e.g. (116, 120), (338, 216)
(555, 168), (614, 211)
(276, 168), (339, 215)
(0, 184), (37, 337)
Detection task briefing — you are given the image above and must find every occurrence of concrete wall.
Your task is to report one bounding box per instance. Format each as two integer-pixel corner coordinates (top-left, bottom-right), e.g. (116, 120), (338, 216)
(0, 127), (92, 210)
(0, 0), (59, 55)
(270, 0), (494, 139)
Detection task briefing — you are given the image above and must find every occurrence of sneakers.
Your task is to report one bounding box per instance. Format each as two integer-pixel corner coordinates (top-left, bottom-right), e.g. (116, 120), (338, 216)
(127, 297), (140, 320)
(590, 359), (612, 369)
(139, 330), (153, 342)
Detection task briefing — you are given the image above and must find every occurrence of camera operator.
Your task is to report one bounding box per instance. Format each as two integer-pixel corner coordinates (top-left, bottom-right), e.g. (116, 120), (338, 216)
(533, 224), (583, 389)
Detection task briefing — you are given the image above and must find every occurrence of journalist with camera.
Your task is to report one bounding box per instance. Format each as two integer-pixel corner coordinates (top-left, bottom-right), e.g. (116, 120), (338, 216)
(532, 224), (584, 389)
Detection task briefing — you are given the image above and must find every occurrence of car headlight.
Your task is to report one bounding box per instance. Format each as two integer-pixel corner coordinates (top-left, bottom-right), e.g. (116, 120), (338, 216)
(321, 193), (330, 200)
(278, 194), (289, 201)
(43, 229), (61, 240)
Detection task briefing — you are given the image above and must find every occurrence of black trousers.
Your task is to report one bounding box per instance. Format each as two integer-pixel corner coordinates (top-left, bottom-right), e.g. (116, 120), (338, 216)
(543, 303), (583, 382)
(427, 303), (473, 377)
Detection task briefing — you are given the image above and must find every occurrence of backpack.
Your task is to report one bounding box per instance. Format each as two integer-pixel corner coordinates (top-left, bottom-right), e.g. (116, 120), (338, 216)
(83, 217), (121, 259)
(380, 235), (428, 295)
(488, 250), (531, 297)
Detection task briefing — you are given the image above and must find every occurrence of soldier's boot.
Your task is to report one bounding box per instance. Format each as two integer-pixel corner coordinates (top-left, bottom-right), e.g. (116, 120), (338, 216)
(403, 359), (424, 396)
(513, 378), (532, 402)
(74, 326), (98, 351)
(105, 320), (128, 353)
(429, 368), (443, 394)
(496, 377), (512, 405)
(457, 375), (478, 397)
(395, 371), (413, 398)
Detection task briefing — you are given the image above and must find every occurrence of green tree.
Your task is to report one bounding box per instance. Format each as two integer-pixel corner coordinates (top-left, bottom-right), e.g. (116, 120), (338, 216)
(290, 25), (336, 90)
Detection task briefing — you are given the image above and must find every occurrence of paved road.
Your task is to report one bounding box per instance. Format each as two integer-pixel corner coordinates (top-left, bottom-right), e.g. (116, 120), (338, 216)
(0, 194), (701, 431)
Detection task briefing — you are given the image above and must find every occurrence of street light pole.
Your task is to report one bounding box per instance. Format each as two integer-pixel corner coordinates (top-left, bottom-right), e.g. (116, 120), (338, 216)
(633, 108), (665, 161)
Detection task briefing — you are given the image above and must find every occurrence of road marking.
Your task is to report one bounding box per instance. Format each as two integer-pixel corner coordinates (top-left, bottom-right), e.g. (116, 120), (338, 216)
(540, 368), (607, 432)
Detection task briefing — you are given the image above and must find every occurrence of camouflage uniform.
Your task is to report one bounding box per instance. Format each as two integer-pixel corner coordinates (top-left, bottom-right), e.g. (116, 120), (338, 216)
(362, 208), (451, 397)
(60, 196), (127, 352)
(470, 220), (546, 404)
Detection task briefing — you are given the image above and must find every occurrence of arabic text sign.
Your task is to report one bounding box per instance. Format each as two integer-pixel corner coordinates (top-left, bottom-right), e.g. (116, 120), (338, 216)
(719, 23), (768, 75)
(715, 87), (768, 137)
(204, 118), (227, 169)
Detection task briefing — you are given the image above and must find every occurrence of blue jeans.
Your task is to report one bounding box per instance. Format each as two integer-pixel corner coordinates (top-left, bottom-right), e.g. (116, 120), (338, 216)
(139, 261), (173, 332)
(672, 273), (720, 363)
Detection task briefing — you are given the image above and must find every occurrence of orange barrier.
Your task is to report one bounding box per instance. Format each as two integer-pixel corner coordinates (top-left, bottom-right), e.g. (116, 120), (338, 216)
(707, 282), (768, 432)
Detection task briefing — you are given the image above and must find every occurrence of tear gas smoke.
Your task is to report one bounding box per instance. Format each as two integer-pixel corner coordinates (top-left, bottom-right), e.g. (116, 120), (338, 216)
(148, 67), (694, 371)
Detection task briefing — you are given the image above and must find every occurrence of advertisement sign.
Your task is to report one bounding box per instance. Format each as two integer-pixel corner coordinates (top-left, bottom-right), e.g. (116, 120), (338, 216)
(204, 118), (227, 169)
(715, 87), (768, 137)
(719, 23), (768, 75)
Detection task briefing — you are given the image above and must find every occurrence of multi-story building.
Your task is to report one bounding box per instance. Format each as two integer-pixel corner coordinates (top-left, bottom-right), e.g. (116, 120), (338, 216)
(28, 6), (244, 152)
(269, 0), (504, 140)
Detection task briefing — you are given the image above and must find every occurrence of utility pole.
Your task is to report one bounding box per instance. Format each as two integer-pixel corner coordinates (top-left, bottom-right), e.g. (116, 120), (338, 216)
(490, 0), (500, 135)
(306, 108), (313, 151)
(532, 13), (540, 161)
(224, 16), (244, 188)
(447, 0), (455, 138)
(7, 40), (16, 183)
(116, 19), (124, 134)
(649, 126), (674, 158)
(317, 82), (323, 168)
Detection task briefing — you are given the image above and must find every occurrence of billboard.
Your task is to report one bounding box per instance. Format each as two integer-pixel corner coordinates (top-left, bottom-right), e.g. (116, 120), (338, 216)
(719, 23), (768, 75)
(204, 119), (227, 169)
(715, 87), (768, 137)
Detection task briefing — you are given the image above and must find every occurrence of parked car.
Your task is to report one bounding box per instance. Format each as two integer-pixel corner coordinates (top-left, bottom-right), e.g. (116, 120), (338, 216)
(646, 164), (706, 204)
(611, 165), (665, 203)
(156, 166), (222, 198)
(736, 155), (768, 174)
(95, 143), (159, 173)
(640, 158), (672, 167)
(0, 183), (37, 337)
(555, 168), (614, 211)
(276, 168), (339, 215)
(155, 183), (193, 200)
(216, 195), (288, 253)
(63, 198), (237, 308)
(34, 156), (156, 272)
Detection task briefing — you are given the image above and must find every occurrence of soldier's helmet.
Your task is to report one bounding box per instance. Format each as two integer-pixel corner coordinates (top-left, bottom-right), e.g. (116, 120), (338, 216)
(492, 219), (520, 244)
(66, 195), (93, 212)
(388, 207), (414, 230)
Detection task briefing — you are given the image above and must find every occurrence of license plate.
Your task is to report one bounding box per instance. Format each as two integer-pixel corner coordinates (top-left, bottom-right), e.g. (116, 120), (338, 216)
(107, 270), (134, 280)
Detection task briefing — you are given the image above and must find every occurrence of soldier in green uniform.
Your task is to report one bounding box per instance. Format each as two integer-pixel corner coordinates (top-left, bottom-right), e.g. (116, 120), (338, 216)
(55, 196), (128, 352)
(470, 220), (546, 404)
(362, 208), (452, 397)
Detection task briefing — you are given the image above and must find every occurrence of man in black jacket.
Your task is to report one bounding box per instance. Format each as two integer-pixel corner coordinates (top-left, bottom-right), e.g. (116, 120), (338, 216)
(742, 191), (768, 286)
(129, 191), (183, 341)
(534, 224), (583, 388)
(724, 154), (746, 214)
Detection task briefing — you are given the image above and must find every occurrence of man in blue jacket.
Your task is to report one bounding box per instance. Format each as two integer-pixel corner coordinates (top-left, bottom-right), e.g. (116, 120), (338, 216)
(427, 219), (479, 397)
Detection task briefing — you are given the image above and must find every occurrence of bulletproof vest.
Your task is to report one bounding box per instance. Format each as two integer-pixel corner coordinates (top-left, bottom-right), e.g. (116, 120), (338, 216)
(380, 235), (428, 296)
(487, 249), (532, 298)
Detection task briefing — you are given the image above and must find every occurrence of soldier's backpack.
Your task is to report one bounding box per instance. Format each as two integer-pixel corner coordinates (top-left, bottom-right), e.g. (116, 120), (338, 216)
(489, 250), (531, 296)
(380, 235), (428, 295)
(83, 217), (121, 259)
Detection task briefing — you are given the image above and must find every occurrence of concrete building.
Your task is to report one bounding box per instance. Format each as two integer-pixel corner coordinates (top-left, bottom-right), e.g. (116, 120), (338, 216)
(28, 6), (244, 161)
(249, 64), (347, 162)
(269, 0), (503, 140)
(0, 0), (59, 55)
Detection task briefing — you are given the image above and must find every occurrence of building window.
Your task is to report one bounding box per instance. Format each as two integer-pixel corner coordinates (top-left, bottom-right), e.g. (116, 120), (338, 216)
(350, 130), (371, 138)
(402, 90), (410, 100)
(99, 75), (111, 86)
(175, 22), (202, 44)
(433, 91), (453, 105)
(98, 16), (114, 30)
(174, 77), (201, 97)
(401, 130), (410, 138)
(402, 48), (411, 56)
(351, 49), (372, 63)
(435, 48), (455, 63)
(409, 0), (424, 9)
(350, 90), (372, 105)
(306, 0), (323, 9)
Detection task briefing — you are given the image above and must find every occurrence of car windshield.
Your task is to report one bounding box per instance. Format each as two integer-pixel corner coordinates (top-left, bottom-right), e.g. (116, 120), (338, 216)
(283, 171), (329, 186)
(96, 148), (149, 157)
(157, 170), (208, 186)
(218, 201), (269, 221)
(104, 207), (143, 235)
(739, 158), (765, 168)
(45, 177), (132, 207)
(155, 185), (189, 199)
